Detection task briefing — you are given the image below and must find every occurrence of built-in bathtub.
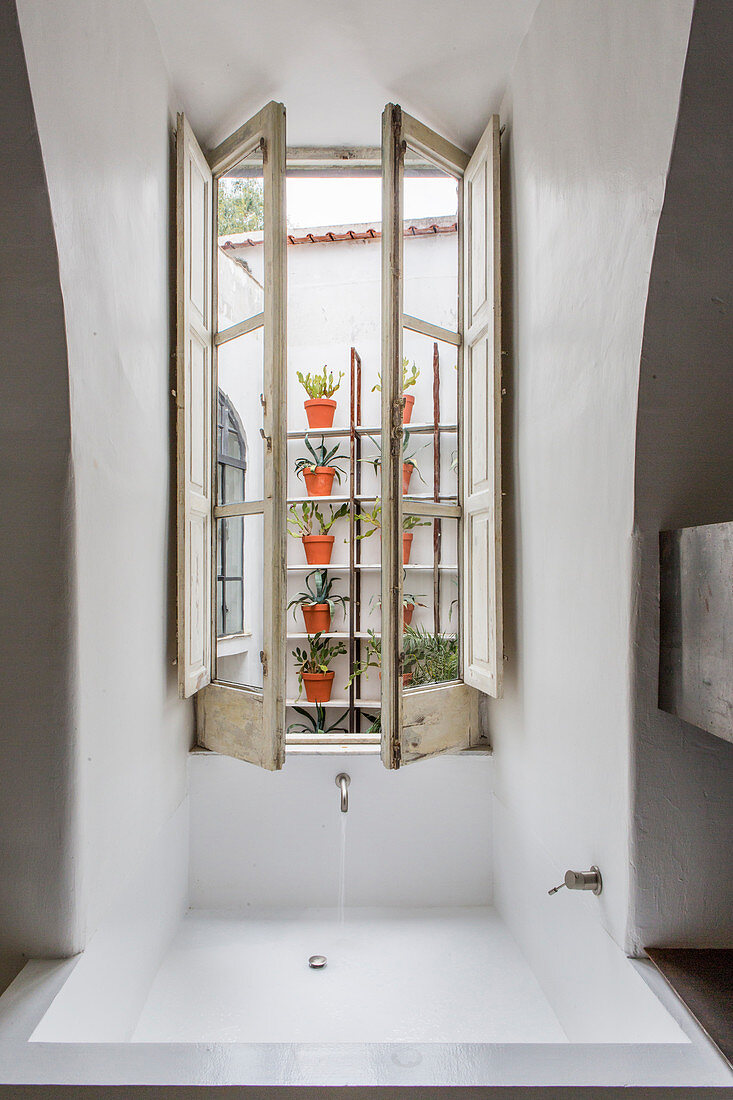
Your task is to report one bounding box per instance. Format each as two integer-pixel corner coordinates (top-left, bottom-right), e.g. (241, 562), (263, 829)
(0, 755), (729, 1094)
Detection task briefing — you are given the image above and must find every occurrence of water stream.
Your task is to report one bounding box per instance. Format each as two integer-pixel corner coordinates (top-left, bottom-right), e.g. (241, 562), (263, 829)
(337, 811), (347, 927)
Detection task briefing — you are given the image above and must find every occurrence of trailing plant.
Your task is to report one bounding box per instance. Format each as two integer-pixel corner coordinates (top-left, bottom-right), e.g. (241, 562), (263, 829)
(294, 435), (348, 483)
(353, 502), (429, 540)
(291, 633), (347, 694)
(364, 430), (426, 480)
(346, 629), (381, 687)
(297, 365), (344, 400)
(287, 501), (349, 538)
(371, 357), (419, 393)
(286, 705), (349, 739)
(287, 569), (349, 618)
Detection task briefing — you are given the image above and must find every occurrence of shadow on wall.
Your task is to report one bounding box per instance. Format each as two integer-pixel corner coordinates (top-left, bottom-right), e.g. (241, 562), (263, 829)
(0, 1), (79, 993)
(629, 0), (733, 952)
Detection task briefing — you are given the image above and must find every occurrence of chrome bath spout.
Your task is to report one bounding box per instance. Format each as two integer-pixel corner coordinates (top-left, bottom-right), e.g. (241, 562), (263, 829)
(335, 773), (350, 813)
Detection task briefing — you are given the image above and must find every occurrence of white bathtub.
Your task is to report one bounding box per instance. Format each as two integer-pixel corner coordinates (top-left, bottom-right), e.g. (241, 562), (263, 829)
(0, 755), (729, 1095)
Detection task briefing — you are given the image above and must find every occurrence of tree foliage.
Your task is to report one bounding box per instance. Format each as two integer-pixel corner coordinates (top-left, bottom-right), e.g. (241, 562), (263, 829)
(217, 179), (264, 235)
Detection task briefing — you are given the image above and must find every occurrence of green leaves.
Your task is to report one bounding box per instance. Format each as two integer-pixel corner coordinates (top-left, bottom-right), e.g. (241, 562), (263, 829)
(217, 178), (264, 235)
(286, 569), (349, 618)
(297, 366), (345, 400)
(292, 633), (348, 688)
(371, 357), (420, 393)
(294, 434), (348, 483)
(287, 501), (349, 537)
(286, 705), (349, 738)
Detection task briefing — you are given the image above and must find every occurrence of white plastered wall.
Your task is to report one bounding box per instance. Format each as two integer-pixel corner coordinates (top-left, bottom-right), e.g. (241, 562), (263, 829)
(490, 0), (693, 954)
(16, 0), (193, 944)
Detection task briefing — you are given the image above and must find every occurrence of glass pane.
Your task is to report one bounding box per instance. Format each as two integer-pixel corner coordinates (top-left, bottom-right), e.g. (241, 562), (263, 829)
(400, 328), (459, 501)
(216, 513), (264, 689)
(216, 145), (265, 332)
(402, 151), (459, 330)
(403, 515), (460, 688)
(217, 329), (264, 503)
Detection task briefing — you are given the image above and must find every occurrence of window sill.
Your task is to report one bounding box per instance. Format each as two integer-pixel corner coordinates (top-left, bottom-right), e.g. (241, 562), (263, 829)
(217, 631), (252, 657)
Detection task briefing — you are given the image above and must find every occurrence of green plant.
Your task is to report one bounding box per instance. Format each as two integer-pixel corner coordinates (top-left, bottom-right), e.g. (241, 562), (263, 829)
(362, 711), (382, 736)
(287, 501), (349, 538)
(364, 431), (426, 481)
(346, 629), (381, 687)
(368, 588), (425, 613)
(294, 435), (348, 484)
(371, 357), (419, 393)
(291, 633), (347, 694)
(297, 366), (344, 400)
(403, 626), (459, 686)
(286, 705), (349, 738)
(287, 569), (349, 619)
(353, 501), (429, 540)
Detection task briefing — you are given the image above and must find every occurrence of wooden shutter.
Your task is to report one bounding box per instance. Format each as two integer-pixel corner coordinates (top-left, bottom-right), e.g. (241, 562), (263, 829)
(462, 115), (502, 697)
(194, 102), (288, 770)
(176, 113), (213, 698)
(380, 105), (485, 768)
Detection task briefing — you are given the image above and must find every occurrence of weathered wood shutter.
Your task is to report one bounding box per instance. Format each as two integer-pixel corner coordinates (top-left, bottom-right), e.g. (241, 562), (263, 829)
(176, 113), (213, 698)
(380, 106), (501, 768)
(178, 103), (288, 770)
(462, 115), (502, 698)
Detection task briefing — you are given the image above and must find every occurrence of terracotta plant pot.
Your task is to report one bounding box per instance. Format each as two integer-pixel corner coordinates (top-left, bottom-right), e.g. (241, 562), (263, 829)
(403, 394), (415, 424)
(301, 670), (335, 703)
(403, 602), (415, 627)
(303, 466), (336, 497)
(302, 534), (334, 565)
(402, 463), (415, 494)
(402, 532), (414, 563)
(403, 672), (414, 686)
(301, 603), (331, 634)
(304, 398), (337, 429)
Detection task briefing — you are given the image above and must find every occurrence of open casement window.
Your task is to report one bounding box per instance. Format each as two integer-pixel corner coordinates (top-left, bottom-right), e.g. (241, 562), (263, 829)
(176, 103), (288, 770)
(380, 105), (502, 768)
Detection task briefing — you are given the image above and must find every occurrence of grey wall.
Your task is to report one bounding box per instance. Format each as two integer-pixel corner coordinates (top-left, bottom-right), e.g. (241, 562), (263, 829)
(0, 3), (81, 992)
(629, 0), (733, 951)
(490, 0), (692, 951)
(14, 0), (194, 951)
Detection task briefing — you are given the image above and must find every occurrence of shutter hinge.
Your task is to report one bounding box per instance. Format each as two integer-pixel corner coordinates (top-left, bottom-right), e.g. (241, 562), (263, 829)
(260, 650), (268, 676)
(390, 398), (404, 457)
(259, 427), (272, 452)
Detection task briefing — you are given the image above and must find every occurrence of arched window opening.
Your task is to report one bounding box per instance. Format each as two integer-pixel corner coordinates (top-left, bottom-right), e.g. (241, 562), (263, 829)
(216, 389), (247, 637)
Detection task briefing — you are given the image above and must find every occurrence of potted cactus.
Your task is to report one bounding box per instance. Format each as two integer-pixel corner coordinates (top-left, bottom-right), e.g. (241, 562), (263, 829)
(287, 569), (349, 634)
(288, 501), (349, 565)
(297, 366), (344, 429)
(354, 501), (428, 564)
(372, 358), (420, 424)
(292, 633), (347, 703)
(295, 435), (348, 497)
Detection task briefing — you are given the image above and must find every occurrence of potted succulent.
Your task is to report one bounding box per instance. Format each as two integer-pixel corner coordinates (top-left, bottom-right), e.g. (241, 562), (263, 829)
(354, 501), (428, 564)
(288, 501), (349, 565)
(295, 435), (348, 497)
(365, 431), (426, 495)
(372, 357), (420, 424)
(292, 633), (347, 703)
(287, 704), (349, 740)
(297, 365), (345, 429)
(287, 569), (349, 634)
(369, 586), (425, 628)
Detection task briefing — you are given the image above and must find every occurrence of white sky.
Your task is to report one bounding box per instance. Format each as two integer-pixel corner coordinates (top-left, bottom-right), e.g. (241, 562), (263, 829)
(286, 177), (457, 229)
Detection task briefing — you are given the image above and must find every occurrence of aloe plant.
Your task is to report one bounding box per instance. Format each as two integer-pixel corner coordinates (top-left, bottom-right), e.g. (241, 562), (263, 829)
(286, 705), (349, 738)
(294, 434), (348, 483)
(364, 430), (426, 481)
(287, 501), (349, 538)
(297, 366), (344, 399)
(287, 569), (349, 619)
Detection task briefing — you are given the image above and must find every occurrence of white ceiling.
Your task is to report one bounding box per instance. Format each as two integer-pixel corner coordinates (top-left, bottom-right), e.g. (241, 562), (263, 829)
(144, 0), (539, 153)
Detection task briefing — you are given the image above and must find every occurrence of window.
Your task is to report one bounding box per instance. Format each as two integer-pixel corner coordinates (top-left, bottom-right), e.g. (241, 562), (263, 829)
(216, 389), (247, 637)
(176, 102), (501, 770)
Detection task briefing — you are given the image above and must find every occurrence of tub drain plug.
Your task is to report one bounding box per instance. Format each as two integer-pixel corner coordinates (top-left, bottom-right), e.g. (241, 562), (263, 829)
(308, 955), (327, 969)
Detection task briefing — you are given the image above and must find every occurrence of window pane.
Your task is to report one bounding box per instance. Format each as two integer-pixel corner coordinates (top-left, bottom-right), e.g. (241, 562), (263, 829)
(403, 515), (460, 688)
(400, 329), (459, 502)
(216, 513), (264, 689)
(217, 329), (264, 503)
(402, 153), (459, 331)
(217, 145), (265, 333)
